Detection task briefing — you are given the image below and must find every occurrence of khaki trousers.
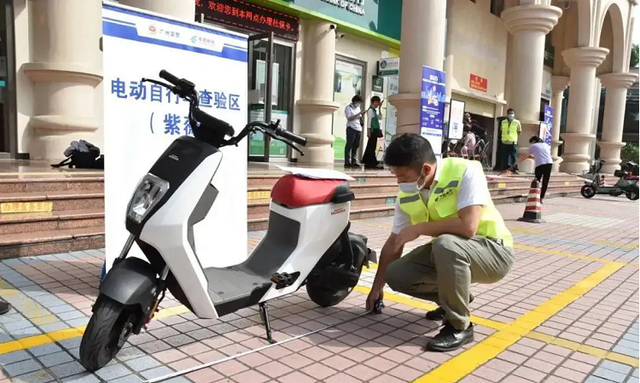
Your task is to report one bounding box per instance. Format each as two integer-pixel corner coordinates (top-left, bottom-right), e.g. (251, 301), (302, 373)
(386, 234), (515, 330)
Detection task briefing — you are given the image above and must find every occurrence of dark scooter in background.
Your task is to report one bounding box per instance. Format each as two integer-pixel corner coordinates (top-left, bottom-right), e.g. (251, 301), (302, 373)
(581, 159), (639, 201)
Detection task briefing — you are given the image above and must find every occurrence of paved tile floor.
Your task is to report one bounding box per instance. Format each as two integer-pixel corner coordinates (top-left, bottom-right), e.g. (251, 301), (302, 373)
(0, 195), (637, 383)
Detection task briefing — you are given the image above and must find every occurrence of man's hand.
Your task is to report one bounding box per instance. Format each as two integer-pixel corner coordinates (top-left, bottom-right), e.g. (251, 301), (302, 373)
(394, 225), (421, 253)
(366, 287), (384, 312)
(367, 129), (371, 138)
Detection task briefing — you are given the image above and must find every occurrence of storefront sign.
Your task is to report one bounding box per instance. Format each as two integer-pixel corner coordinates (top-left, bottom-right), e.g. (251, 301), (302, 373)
(469, 74), (488, 92)
(420, 65), (446, 157)
(320, 0), (366, 16)
(378, 57), (399, 76)
(372, 75), (384, 92)
(103, 3), (249, 270)
(285, 0), (401, 40)
(196, 0), (300, 41)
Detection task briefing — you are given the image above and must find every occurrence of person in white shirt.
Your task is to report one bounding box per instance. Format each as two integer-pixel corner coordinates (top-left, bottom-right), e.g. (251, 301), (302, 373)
(516, 136), (553, 201)
(344, 95), (366, 167)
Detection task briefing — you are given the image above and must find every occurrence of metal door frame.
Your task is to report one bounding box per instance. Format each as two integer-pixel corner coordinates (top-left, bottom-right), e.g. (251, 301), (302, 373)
(0, 0), (16, 158)
(247, 32), (274, 163)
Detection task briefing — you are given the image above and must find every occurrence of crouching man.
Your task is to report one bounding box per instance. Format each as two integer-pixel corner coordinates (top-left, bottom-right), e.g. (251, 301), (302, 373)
(366, 134), (514, 352)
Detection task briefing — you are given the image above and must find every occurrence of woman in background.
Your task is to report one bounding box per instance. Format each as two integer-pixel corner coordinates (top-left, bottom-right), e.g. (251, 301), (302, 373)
(516, 136), (553, 202)
(362, 96), (384, 169)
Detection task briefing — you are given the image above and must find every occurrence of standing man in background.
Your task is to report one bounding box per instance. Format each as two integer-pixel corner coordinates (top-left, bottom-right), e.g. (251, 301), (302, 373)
(344, 95), (366, 168)
(501, 108), (522, 173)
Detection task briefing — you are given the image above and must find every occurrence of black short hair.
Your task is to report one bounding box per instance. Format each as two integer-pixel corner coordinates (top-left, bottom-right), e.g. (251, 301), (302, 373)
(351, 95), (363, 103)
(384, 134), (436, 172)
(529, 135), (543, 144)
(507, 108), (515, 114)
(370, 96), (381, 103)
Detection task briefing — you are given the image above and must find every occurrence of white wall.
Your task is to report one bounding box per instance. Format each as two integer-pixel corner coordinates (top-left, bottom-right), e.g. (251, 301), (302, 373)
(448, 0), (509, 102)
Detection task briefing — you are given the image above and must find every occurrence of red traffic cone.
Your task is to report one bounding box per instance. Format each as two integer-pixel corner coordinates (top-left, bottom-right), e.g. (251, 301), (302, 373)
(518, 178), (544, 223)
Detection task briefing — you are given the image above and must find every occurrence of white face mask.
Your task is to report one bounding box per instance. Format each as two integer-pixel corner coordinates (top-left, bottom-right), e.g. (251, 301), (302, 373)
(398, 168), (428, 193)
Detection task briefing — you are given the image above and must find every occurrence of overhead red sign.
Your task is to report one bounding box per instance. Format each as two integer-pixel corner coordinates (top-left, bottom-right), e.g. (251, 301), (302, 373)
(195, 0), (300, 41)
(469, 74), (488, 93)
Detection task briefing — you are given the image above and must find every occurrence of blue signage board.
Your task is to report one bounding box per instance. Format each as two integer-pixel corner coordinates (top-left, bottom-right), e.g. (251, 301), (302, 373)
(543, 105), (554, 146)
(420, 65), (447, 157)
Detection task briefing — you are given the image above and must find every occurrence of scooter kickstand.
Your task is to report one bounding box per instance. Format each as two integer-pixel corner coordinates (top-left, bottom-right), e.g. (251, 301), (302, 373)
(259, 302), (277, 344)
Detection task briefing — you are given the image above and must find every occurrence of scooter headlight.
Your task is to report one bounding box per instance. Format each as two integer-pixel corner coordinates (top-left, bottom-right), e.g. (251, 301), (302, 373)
(126, 174), (170, 224)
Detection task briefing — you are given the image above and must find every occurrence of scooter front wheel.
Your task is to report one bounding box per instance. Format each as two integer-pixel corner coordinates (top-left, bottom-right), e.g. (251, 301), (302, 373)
(581, 184), (596, 199)
(79, 297), (139, 371)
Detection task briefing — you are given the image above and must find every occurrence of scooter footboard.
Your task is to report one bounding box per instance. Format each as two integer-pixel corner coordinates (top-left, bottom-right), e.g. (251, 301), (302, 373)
(99, 258), (158, 310)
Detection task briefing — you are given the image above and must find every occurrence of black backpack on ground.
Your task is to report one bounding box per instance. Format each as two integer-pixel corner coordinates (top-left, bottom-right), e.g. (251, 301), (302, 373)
(51, 140), (104, 169)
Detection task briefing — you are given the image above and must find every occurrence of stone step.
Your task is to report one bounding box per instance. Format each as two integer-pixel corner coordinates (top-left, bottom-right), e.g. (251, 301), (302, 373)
(0, 177), (104, 194)
(0, 227), (105, 259)
(0, 191), (104, 213)
(0, 209), (104, 234)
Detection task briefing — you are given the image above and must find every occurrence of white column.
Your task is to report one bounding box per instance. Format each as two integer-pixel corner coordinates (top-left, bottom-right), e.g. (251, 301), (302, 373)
(501, 4), (562, 173)
(560, 47), (609, 174)
(295, 20), (339, 164)
(23, 0), (103, 159)
(119, 0), (195, 20)
(597, 72), (637, 174)
(550, 76), (569, 172)
(389, 0), (447, 135)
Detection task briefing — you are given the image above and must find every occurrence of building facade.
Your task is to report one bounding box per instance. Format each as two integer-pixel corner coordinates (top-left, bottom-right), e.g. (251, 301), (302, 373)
(1, 0), (637, 174)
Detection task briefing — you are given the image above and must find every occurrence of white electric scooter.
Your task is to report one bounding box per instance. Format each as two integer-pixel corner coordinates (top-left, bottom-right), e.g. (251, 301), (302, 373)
(79, 70), (377, 371)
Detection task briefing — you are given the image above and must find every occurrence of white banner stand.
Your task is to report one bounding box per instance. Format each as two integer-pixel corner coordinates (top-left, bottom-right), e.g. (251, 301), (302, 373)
(102, 3), (248, 271)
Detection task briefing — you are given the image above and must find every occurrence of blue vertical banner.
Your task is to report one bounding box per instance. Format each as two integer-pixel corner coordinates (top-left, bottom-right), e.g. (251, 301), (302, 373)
(543, 105), (554, 146)
(420, 65), (447, 157)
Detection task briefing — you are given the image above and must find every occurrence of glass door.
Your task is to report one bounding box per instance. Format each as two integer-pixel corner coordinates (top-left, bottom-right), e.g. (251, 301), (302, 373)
(247, 32), (274, 162)
(247, 33), (294, 162)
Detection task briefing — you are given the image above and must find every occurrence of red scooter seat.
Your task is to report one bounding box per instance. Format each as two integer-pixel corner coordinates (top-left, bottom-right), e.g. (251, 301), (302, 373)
(271, 174), (352, 208)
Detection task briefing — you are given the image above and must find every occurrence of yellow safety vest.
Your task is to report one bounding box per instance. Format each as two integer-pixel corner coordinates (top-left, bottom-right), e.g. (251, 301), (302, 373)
(397, 157), (513, 248)
(501, 119), (520, 144)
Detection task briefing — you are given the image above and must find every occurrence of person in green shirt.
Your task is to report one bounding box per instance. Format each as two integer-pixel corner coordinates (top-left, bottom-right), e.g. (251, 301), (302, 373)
(361, 96), (384, 169)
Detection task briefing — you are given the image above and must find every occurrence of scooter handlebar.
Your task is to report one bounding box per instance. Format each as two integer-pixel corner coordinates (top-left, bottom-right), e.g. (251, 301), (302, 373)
(275, 128), (307, 147)
(159, 70), (180, 87)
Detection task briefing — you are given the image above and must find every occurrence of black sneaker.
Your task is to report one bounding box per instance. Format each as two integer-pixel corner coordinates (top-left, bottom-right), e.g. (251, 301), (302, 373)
(0, 298), (12, 316)
(425, 322), (474, 352)
(425, 294), (474, 321)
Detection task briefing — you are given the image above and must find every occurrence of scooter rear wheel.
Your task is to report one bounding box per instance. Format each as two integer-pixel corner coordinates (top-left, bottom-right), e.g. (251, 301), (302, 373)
(79, 297), (138, 371)
(307, 285), (354, 308)
(581, 184), (596, 199)
(626, 190), (639, 201)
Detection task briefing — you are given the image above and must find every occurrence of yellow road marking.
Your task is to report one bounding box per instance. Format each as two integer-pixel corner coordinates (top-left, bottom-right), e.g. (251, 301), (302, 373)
(0, 275), (635, 370)
(497, 183), (506, 188)
(527, 331), (638, 367)
(354, 286), (507, 331)
(0, 201), (53, 214)
(414, 261), (625, 382)
(0, 304), (191, 355)
(593, 240), (639, 250)
(514, 244), (631, 265)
